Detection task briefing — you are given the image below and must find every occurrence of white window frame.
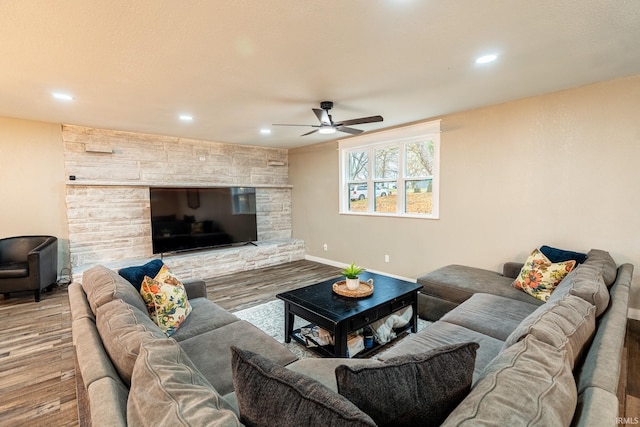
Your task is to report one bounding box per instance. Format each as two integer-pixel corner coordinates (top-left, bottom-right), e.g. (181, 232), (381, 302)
(339, 120), (440, 219)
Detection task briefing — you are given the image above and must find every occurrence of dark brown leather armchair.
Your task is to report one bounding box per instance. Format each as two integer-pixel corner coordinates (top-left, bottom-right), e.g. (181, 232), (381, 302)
(0, 236), (58, 302)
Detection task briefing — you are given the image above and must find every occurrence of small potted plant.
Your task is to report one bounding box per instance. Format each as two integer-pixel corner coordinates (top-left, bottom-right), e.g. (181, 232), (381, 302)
(342, 262), (365, 290)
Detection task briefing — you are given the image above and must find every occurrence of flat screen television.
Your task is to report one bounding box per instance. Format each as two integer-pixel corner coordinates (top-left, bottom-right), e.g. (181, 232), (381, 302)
(149, 187), (257, 254)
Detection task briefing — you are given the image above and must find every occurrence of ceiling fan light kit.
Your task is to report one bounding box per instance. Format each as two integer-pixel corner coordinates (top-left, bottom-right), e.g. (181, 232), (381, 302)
(273, 101), (383, 137)
(318, 126), (336, 134)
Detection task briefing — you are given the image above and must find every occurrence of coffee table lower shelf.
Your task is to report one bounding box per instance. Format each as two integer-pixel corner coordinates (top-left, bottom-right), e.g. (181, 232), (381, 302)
(290, 324), (411, 359)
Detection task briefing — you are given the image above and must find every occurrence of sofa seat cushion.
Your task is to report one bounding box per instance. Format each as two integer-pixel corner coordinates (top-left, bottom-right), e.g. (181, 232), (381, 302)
(442, 335), (577, 426)
(440, 293), (538, 341)
(128, 338), (241, 427)
(169, 298), (240, 342)
(286, 358), (383, 393)
(231, 347), (376, 427)
(418, 264), (545, 306)
(82, 265), (149, 316)
(335, 342), (478, 427)
(179, 320), (298, 395)
(95, 299), (166, 386)
(0, 261), (28, 278)
(377, 321), (503, 383)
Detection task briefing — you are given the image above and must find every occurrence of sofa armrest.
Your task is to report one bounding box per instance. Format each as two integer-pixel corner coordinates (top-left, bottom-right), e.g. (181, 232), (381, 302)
(503, 262), (523, 279)
(183, 279), (207, 299)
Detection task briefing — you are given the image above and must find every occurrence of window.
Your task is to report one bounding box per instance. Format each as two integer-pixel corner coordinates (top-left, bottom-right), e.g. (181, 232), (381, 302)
(339, 120), (440, 218)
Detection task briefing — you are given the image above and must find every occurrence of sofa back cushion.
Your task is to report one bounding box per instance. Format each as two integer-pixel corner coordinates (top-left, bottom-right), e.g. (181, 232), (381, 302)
(95, 299), (166, 386)
(583, 249), (617, 286)
(442, 335), (577, 426)
(128, 339), (241, 427)
(82, 265), (149, 316)
(503, 294), (596, 369)
(548, 264), (610, 316)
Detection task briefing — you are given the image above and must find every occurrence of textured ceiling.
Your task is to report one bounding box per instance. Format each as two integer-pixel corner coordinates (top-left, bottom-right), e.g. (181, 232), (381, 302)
(1, 1), (639, 148)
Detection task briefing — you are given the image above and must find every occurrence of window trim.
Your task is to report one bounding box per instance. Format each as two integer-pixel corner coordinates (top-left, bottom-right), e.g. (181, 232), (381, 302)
(338, 120), (440, 219)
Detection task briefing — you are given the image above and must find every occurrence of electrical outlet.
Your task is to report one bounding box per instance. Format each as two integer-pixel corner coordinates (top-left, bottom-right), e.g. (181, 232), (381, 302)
(323, 243), (328, 251)
(385, 254), (390, 263)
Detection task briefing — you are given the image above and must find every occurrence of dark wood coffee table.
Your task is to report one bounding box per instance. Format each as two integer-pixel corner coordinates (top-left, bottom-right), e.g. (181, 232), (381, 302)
(276, 271), (423, 358)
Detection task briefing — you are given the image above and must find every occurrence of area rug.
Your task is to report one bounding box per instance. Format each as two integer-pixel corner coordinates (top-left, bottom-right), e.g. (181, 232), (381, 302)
(233, 299), (430, 360)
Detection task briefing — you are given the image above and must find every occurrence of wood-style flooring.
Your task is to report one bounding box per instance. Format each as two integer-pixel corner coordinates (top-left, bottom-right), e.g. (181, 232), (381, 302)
(0, 259), (637, 425)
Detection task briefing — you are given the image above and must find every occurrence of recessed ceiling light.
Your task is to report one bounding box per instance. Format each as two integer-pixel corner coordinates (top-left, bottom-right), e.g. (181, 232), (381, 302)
(475, 54), (498, 64)
(260, 129), (271, 135)
(52, 92), (74, 101)
(179, 115), (193, 122)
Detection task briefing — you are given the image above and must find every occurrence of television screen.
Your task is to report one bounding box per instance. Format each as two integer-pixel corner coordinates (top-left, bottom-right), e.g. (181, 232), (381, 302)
(149, 187), (257, 254)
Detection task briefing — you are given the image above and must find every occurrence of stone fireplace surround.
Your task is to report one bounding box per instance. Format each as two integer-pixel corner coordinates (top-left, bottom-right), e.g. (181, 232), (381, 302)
(63, 125), (303, 281)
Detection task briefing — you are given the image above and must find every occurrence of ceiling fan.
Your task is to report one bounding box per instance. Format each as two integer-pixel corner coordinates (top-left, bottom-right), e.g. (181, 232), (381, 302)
(273, 101), (383, 136)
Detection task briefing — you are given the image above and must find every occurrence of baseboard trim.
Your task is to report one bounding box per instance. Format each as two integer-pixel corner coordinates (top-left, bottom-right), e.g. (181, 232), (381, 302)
(304, 255), (417, 283)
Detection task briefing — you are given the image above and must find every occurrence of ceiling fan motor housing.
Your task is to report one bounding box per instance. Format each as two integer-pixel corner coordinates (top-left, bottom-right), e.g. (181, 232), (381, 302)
(320, 101), (333, 110)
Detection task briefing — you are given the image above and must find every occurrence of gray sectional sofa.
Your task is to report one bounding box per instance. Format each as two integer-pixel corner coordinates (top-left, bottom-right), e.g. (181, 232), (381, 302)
(394, 249), (632, 425)
(70, 248), (632, 426)
(288, 249), (632, 426)
(69, 265), (297, 426)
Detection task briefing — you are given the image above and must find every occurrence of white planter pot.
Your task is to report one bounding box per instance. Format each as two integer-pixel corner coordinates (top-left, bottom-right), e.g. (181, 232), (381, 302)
(346, 277), (360, 290)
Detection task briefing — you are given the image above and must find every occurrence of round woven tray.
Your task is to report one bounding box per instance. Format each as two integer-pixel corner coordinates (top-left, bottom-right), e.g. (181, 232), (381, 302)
(332, 280), (374, 298)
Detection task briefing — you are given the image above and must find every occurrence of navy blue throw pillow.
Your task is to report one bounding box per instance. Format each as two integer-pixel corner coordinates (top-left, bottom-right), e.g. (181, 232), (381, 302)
(118, 259), (164, 290)
(540, 245), (588, 264)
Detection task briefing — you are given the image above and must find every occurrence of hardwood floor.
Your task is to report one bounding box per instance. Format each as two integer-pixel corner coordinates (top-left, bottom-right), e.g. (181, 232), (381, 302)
(0, 259), (636, 425)
(0, 286), (77, 426)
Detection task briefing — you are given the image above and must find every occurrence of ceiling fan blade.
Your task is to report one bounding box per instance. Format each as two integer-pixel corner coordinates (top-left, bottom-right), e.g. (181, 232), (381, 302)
(313, 108), (331, 125)
(337, 126), (364, 135)
(337, 115), (383, 127)
(301, 129), (319, 136)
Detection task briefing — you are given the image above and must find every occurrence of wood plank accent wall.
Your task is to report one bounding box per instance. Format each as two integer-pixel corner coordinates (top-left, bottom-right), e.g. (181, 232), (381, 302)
(62, 125), (297, 272)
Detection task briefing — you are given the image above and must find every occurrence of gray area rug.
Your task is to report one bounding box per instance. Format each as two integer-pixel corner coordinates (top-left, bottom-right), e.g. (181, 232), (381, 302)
(233, 299), (430, 360)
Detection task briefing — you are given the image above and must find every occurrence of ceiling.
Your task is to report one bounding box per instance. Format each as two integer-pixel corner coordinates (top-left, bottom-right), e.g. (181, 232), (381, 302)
(1, 1), (639, 149)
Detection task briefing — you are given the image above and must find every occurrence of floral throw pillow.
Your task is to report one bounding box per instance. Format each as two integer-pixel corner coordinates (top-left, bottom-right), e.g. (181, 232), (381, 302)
(140, 264), (192, 336)
(513, 249), (576, 302)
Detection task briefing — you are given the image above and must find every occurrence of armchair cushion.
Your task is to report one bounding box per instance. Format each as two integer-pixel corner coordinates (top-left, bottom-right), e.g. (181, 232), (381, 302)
(0, 261), (29, 278)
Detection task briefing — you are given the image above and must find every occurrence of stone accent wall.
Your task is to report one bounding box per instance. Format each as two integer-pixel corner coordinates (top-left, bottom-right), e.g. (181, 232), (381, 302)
(63, 125), (300, 274)
(66, 185), (152, 267)
(74, 239), (306, 283)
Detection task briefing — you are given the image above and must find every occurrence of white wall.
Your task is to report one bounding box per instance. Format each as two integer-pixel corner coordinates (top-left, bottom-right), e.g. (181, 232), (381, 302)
(289, 75), (640, 313)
